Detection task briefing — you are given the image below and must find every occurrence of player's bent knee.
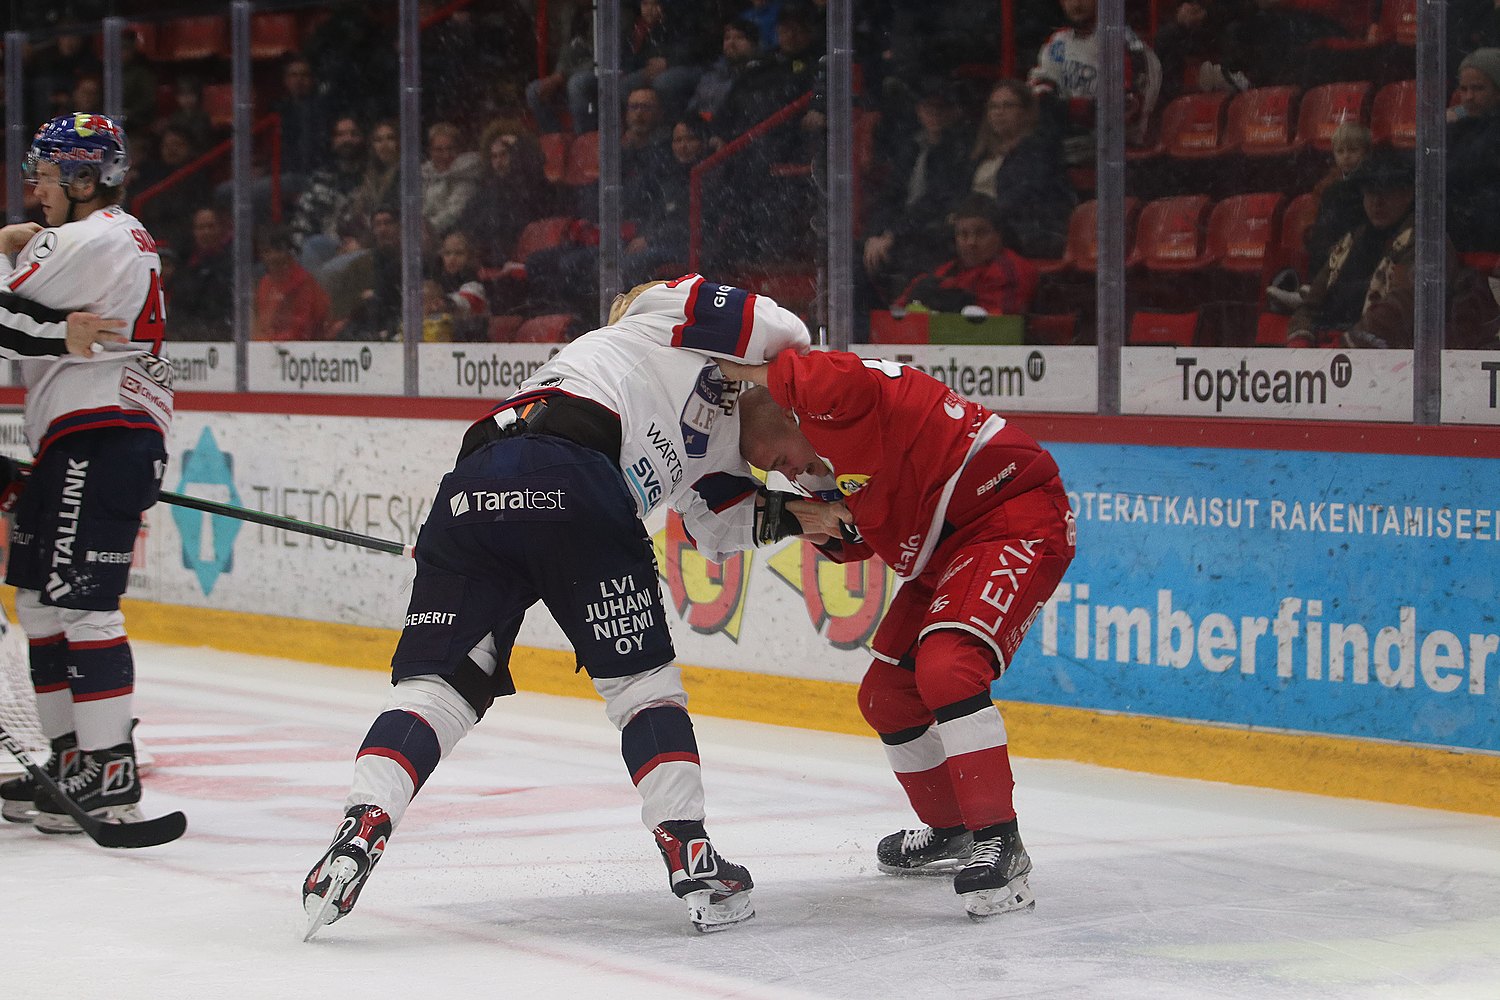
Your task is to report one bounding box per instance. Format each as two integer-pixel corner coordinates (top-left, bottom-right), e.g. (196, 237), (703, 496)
(593, 662), (687, 731)
(56, 606), (127, 644)
(12, 589), (61, 637)
(386, 676), (478, 756)
(912, 629), (1002, 710)
(858, 659), (932, 735)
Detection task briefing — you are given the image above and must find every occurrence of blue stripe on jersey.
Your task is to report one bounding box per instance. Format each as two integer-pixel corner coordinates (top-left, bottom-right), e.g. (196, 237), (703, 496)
(692, 472), (758, 514)
(671, 280), (756, 356)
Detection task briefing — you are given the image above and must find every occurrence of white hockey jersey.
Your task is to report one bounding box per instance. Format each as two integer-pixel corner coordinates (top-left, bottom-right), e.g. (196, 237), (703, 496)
(0, 205), (173, 455)
(1028, 25), (1162, 148)
(508, 275), (811, 562)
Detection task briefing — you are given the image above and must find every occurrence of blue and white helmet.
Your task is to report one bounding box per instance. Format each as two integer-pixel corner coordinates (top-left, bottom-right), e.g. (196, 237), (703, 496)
(25, 112), (131, 189)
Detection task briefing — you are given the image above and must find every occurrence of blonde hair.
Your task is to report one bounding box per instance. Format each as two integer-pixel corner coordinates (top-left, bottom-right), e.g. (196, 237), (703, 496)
(608, 280), (668, 324)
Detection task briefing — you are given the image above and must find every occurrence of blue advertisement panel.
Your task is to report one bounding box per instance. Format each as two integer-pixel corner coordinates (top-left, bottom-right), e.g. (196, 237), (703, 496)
(1001, 443), (1500, 754)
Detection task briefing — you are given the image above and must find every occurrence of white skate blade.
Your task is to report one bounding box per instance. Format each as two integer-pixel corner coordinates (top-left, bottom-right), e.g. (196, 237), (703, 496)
(2, 801), (37, 824)
(962, 875), (1036, 920)
(35, 802), (144, 835)
(302, 857), (357, 942)
(684, 888), (755, 933)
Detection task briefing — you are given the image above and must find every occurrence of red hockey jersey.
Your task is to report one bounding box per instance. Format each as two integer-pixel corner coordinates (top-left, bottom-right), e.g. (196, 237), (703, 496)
(765, 349), (1059, 579)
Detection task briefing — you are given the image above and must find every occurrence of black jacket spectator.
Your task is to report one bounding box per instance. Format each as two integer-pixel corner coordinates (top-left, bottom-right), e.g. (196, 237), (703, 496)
(1447, 48), (1500, 253)
(169, 208), (235, 341)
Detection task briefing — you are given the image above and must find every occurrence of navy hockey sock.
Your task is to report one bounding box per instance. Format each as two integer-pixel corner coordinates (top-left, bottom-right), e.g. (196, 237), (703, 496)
(356, 710), (442, 795)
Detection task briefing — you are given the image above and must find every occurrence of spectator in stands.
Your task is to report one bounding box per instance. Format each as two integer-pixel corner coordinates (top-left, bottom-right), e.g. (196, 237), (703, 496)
(346, 119), (401, 225)
(623, 86), (673, 164)
(1286, 147), (1453, 349)
(290, 116), (370, 270)
(1153, 0), (1223, 107)
(341, 207), (406, 341)
(969, 81), (1075, 260)
(894, 194), (1039, 316)
(687, 18), (760, 126)
(525, 8), (596, 134)
(120, 29), (159, 134)
(1447, 47), (1500, 253)
(1299, 122), (1371, 280)
(304, 6), (400, 125)
(30, 31), (101, 123)
(1201, 0), (1343, 93)
(156, 75), (213, 151)
(318, 215), (377, 330)
(711, 3), (820, 150)
(861, 77), (975, 307)
(1028, 0), (1162, 167)
(1452, 0), (1500, 63)
(432, 231), (490, 341)
(169, 207), (235, 341)
(624, 117), (711, 285)
(624, 0), (714, 124)
(743, 0), (783, 54)
(135, 125), (211, 253)
(420, 278), (459, 343)
(70, 77), (103, 119)
(254, 225), (331, 341)
(273, 54), (332, 201)
(465, 124), (554, 268)
(422, 121), (483, 240)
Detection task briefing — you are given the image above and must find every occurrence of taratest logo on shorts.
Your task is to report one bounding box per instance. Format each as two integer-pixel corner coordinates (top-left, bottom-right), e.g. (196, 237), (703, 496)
(448, 478), (569, 521)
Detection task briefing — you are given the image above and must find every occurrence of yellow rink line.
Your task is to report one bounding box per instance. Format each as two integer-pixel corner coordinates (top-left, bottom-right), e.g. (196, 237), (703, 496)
(23, 597), (1500, 819)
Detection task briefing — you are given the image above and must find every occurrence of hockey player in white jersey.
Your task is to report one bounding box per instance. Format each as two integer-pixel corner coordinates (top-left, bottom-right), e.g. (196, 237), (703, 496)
(303, 277), (837, 937)
(0, 114), (173, 832)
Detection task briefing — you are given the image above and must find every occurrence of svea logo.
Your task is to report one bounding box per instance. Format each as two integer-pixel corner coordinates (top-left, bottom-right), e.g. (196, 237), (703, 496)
(626, 456), (663, 510)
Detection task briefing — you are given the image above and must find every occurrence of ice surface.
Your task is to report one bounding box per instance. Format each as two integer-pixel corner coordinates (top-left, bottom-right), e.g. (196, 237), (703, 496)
(5, 643), (1499, 1000)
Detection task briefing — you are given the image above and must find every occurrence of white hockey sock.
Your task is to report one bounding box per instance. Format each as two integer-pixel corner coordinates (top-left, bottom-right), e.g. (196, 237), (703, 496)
(345, 676), (477, 829)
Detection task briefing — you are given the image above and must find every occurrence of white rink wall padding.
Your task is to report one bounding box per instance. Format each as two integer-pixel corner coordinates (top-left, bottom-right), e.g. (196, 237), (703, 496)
(5, 644), (1500, 1000)
(2, 397), (1498, 816)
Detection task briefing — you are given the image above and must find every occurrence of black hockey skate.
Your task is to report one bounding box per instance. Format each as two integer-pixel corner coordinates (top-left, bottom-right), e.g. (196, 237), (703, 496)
(652, 820), (755, 932)
(1, 732), (80, 824)
(952, 820), (1035, 920)
(34, 737), (142, 835)
(302, 805), (392, 941)
(876, 824), (974, 876)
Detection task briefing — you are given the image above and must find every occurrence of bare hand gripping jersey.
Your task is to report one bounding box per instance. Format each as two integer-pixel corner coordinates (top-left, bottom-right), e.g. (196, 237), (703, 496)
(498, 275), (812, 561)
(0, 206), (173, 455)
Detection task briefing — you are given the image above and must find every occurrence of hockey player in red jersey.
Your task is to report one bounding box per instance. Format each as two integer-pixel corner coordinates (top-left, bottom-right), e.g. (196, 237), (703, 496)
(726, 349), (1075, 919)
(0, 114), (173, 832)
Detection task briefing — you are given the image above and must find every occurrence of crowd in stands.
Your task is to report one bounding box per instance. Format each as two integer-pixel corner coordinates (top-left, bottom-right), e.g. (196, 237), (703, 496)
(5, 0), (1498, 349)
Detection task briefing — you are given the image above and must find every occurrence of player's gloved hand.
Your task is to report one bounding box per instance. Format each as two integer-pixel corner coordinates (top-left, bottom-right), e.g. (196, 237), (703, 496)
(0, 455), (25, 513)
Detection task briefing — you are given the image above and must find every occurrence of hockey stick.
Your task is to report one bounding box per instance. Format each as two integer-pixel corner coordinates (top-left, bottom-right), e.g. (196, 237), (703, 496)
(9, 461), (412, 557)
(157, 490), (413, 557)
(0, 720), (186, 849)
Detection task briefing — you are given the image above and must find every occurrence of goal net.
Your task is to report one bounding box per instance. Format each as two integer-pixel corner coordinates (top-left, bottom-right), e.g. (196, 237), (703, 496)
(0, 607), (45, 774)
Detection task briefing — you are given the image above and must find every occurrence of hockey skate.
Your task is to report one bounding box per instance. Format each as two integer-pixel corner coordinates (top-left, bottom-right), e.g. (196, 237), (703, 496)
(953, 821), (1035, 920)
(34, 737), (143, 835)
(302, 805), (392, 941)
(652, 820), (754, 932)
(876, 824), (974, 876)
(1, 732), (80, 824)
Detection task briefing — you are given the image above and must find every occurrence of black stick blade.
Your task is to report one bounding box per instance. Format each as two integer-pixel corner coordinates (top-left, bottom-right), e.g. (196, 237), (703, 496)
(90, 810), (188, 849)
